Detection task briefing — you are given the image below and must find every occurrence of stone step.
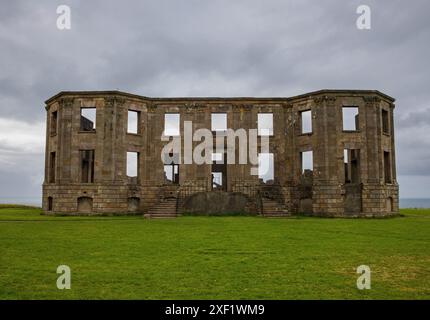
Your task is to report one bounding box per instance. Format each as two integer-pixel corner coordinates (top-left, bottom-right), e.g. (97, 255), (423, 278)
(264, 213), (291, 217)
(147, 198), (178, 217)
(144, 213), (179, 219)
(151, 206), (176, 209)
(262, 199), (289, 217)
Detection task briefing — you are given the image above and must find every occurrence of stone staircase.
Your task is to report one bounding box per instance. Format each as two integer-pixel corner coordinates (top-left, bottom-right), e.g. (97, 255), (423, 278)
(144, 198), (179, 218)
(261, 198), (290, 217)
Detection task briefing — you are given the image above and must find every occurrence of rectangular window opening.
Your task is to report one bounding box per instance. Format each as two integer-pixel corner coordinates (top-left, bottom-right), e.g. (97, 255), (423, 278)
(300, 110), (312, 134)
(211, 151), (227, 190)
(80, 108), (96, 131)
(163, 152), (179, 184)
(49, 152), (56, 183)
(211, 113), (227, 133)
(212, 172), (223, 189)
(127, 152), (139, 180)
(382, 109), (389, 134)
(258, 113), (273, 136)
(301, 150), (313, 174)
(80, 150), (95, 183)
(127, 110), (140, 134)
(384, 151), (392, 183)
(50, 111), (58, 135)
(211, 152), (223, 163)
(344, 149), (360, 183)
(342, 106), (359, 131)
(164, 164), (179, 184)
(258, 153), (274, 183)
(164, 113), (180, 136)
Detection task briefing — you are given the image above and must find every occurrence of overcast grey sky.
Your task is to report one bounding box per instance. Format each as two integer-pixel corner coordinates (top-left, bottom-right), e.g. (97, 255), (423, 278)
(0, 0), (429, 201)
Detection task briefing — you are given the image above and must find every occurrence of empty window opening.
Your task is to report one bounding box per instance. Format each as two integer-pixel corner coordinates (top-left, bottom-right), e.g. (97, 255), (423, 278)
(344, 149), (360, 183)
(164, 164), (179, 184)
(384, 151), (392, 183)
(80, 150), (95, 183)
(50, 111), (58, 135)
(211, 152), (223, 163)
(164, 152), (179, 184)
(47, 197), (53, 211)
(301, 150), (313, 174)
(212, 172), (223, 189)
(258, 113), (273, 136)
(49, 152), (56, 183)
(300, 110), (312, 134)
(80, 108), (96, 131)
(342, 107), (359, 131)
(77, 196), (93, 213)
(127, 152), (139, 179)
(127, 110), (140, 134)
(382, 109), (389, 134)
(258, 153), (274, 183)
(211, 113), (227, 132)
(164, 113), (180, 136)
(212, 152), (227, 190)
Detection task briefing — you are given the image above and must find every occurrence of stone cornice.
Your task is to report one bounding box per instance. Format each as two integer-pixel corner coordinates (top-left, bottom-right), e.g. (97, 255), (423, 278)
(313, 96), (337, 105)
(45, 89), (396, 106)
(363, 96), (382, 104)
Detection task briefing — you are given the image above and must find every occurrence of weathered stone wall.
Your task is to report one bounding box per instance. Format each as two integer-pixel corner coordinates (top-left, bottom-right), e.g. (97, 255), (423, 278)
(42, 90), (399, 217)
(181, 191), (256, 215)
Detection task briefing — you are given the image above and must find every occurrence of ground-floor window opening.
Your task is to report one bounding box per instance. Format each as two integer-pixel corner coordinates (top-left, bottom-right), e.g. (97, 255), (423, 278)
(300, 150), (313, 175)
(258, 153), (274, 183)
(47, 197), (53, 211)
(211, 152), (227, 190)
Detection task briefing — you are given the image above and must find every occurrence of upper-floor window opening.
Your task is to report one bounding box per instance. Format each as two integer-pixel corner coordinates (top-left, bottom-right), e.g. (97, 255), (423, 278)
(50, 111), (58, 135)
(382, 109), (389, 134)
(127, 110), (140, 134)
(342, 106), (359, 131)
(80, 108), (96, 131)
(258, 113), (273, 136)
(164, 113), (180, 136)
(300, 110), (312, 134)
(211, 113), (227, 132)
(211, 152), (223, 163)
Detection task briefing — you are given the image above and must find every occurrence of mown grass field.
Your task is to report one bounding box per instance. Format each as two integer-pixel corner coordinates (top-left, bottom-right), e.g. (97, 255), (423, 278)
(0, 205), (429, 300)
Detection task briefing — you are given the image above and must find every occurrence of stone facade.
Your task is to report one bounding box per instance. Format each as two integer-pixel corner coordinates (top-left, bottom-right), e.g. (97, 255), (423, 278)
(42, 90), (399, 217)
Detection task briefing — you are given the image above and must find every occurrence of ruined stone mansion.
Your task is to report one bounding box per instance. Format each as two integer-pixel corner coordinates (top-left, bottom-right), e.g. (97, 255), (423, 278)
(42, 89), (399, 217)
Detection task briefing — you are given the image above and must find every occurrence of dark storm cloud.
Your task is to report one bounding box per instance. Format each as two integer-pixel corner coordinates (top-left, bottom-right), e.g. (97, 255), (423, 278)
(0, 0), (430, 199)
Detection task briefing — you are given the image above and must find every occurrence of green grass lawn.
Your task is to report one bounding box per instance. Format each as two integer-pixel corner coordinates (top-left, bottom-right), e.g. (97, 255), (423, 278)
(0, 206), (429, 300)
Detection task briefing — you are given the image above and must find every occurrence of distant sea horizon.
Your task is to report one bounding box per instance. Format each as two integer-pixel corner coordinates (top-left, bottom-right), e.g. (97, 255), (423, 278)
(0, 197), (429, 209)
